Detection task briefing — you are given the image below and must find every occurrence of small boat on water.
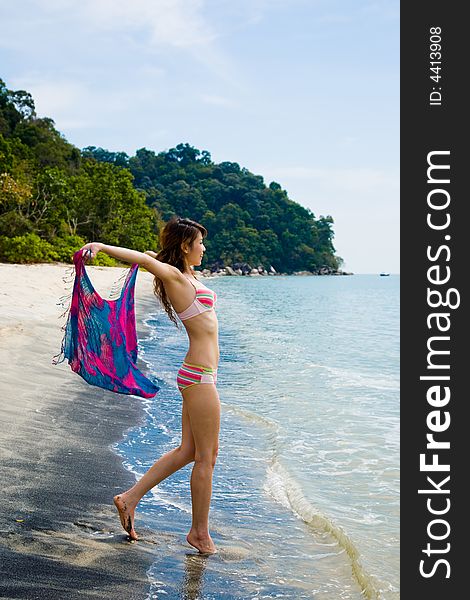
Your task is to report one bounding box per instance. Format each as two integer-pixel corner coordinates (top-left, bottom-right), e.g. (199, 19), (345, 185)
(380, 272), (390, 276)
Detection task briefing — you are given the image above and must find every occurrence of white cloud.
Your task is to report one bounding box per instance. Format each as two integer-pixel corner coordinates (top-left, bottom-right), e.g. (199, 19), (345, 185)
(1, 0), (399, 272)
(75, 0), (219, 48)
(233, 0), (318, 24)
(8, 75), (161, 134)
(10, 78), (88, 118)
(18, 0), (216, 48)
(1, 0), (243, 88)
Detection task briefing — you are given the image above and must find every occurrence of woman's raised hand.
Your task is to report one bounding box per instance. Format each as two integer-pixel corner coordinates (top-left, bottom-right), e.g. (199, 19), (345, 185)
(144, 250), (158, 258)
(80, 242), (103, 261)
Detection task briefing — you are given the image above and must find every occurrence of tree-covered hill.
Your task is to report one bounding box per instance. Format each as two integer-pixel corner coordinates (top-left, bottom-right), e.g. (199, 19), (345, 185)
(1, 77), (344, 274)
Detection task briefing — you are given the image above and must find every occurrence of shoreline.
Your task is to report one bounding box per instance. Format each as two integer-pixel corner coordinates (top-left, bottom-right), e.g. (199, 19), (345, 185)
(0, 262), (161, 599)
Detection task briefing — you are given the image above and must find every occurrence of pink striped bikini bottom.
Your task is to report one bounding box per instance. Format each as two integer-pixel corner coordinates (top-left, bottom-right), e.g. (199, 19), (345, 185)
(176, 360), (218, 393)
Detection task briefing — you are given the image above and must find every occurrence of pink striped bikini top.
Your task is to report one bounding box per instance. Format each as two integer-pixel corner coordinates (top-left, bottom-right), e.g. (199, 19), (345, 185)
(176, 274), (218, 321)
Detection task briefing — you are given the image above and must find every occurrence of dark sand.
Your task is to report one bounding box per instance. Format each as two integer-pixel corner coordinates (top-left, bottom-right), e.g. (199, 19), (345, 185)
(0, 264), (162, 599)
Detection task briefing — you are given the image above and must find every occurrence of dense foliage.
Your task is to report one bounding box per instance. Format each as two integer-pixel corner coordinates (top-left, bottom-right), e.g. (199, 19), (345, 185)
(1, 77), (342, 273)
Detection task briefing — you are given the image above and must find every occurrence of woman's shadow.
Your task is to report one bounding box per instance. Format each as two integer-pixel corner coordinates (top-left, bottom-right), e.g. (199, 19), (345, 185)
(181, 552), (210, 599)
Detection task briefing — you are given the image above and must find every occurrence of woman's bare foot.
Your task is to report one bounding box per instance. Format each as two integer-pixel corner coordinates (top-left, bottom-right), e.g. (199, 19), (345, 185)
(113, 494), (138, 540)
(186, 530), (217, 554)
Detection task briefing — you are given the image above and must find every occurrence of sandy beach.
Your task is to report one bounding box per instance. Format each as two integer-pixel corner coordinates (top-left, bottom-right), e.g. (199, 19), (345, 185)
(0, 262), (400, 599)
(0, 261), (161, 598)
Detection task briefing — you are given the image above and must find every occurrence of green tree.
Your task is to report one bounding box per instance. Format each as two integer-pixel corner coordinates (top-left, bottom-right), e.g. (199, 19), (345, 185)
(0, 76), (342, 271)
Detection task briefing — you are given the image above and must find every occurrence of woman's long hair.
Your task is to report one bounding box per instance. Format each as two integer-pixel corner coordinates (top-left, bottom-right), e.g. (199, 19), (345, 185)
(152, 216), (207, 327)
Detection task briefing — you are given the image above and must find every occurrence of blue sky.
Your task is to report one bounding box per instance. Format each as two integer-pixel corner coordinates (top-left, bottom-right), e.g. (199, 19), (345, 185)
(0, 0), (399, 274)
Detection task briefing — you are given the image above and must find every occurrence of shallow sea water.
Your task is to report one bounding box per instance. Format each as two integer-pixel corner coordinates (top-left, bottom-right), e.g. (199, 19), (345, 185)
(112, 274), (399, 599)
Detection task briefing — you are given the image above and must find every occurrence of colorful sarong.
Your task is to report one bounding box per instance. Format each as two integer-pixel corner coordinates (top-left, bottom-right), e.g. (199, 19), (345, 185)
(52, 250), (159, 399)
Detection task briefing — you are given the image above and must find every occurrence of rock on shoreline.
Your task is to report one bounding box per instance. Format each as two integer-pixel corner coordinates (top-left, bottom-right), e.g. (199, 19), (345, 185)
(199, 263), (353, 277)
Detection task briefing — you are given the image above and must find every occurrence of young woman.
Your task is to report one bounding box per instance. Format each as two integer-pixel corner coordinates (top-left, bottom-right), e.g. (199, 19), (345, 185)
(79, 216), (220, 554)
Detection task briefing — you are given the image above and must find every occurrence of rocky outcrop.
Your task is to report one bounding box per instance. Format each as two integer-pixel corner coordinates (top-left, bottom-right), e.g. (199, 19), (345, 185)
(203, 262), (353, 277)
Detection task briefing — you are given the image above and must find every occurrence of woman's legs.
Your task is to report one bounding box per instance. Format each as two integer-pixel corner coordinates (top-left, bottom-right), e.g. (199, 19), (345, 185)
(114, 400), (196, 540)
(183, 382), (220, 554)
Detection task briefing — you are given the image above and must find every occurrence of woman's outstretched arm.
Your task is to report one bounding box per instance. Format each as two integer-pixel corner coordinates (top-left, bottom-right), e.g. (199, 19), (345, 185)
(79, 242), (178, 281)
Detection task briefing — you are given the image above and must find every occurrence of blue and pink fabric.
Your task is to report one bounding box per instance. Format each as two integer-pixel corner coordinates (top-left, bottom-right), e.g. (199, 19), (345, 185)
(53, 250), (159, 398)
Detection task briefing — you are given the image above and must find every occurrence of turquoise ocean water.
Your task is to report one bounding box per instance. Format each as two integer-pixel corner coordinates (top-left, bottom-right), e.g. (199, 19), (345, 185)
(112, 274), (399, 599)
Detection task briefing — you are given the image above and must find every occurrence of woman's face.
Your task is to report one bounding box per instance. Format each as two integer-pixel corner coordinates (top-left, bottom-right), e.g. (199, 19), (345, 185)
(187, 232), (206, 267)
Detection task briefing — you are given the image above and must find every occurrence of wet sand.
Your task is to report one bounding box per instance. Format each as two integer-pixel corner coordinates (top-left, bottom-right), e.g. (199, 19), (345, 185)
(0, 262), (163, 599)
